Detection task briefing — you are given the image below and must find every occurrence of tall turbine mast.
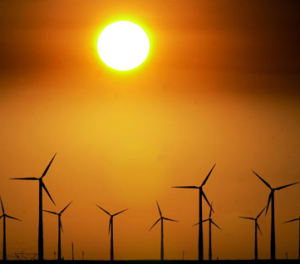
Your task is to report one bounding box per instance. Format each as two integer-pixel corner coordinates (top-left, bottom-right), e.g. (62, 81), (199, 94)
(253, 170), (298, 260)
(173, 164), (216, 261)
(149, 201), (178, 260)
(10, 153), (57, 261)
(97, 205), (128, 261)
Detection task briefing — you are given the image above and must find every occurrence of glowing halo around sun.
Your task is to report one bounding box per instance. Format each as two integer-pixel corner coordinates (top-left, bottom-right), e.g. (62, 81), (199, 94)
(97, 21), (150, 71)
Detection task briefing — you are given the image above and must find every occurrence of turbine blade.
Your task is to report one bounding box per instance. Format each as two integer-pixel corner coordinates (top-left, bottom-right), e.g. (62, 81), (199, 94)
(201, 164), (216, 187)
(284, 218), (299, 224)
(172, 186), (198, 189)
(6, 215), (21, 221)
(0, 196), (4, 214)
(42, 182), (55, 205)
(149, 218), (161, 231)
(10, 177), (38, 180)
(265, 193), (272, 216)
(252, 171), (272, 189)
(202, 191), (213, 210)
(212, 220), (222, 230)
(43, 210), (58, 215)
(202, 219), (209, 223)
(41, 153), (57, 178)
(113, 208), (128, 217)
(209, 202), (214, 218)
(256, 206), (266, 219)
(239, 216), (255, 220)
(60, 219), (64, 233)
(256, 223), (262, 236)
(96, 205), (111, 216)
(163, 217), (178, 222)
(275, 182), (299, 191)
(109, 218), (112, 234)
(60, 201), (73, 214)
(193, 222), (200, 226)
(156, 201), (162, 217)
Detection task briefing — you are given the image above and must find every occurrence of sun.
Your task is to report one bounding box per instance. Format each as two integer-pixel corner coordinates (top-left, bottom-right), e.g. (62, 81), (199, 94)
(97, 21), (150, 71)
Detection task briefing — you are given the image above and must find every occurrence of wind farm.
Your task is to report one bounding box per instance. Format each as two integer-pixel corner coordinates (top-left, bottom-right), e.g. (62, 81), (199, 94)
(1, 159), (299, 262)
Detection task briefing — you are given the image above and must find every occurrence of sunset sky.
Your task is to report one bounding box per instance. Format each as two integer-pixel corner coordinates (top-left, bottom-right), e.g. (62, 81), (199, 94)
(1, 0), (300, 261)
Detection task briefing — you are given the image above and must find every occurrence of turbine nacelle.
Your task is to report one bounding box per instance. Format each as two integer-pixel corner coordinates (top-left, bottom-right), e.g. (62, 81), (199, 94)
(149, 201), (178, 231)
(96, 205), (128, 234)
(172, 164), (216, 209)
(0, 196), (21, 222)
(253, 170), (298, 216)
(10, 153), (57, 206)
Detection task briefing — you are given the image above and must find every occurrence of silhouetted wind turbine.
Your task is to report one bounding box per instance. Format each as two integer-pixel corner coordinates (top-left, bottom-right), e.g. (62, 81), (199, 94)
(201, 203), (221, 261)
(0, 196), (21, 261)
(10, 153), (57, 261)
(149, 201), (178, 261)
(252, 170), (298, 260)
(239, 207), (265, 260)
(172, 164), (216, 261)
(96, 205), (128, 261)
(44, 201), (72, 260)
(284, 215), (300, 260)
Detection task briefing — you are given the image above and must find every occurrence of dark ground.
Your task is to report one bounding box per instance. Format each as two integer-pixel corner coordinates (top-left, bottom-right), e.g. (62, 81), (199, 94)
(0, 260), (299, 263)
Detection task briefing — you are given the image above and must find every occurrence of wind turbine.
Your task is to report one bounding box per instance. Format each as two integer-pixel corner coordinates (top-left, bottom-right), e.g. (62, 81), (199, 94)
(239, 207), (265, 260)
(200, 203), (221, 261)
(252, 170), (298, 260)
(10, 153), (57, 261)
(172, 164), (216, 261)
(43, 201), (72, 260)
(149, 201), (178, 261)
(96, 205), (128, 261)
(284, 215), (300, 260)
(0, 196), (21, 261)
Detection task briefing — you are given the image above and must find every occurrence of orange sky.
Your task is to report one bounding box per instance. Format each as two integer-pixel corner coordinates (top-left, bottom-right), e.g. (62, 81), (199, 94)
(0, 0), (300, 261)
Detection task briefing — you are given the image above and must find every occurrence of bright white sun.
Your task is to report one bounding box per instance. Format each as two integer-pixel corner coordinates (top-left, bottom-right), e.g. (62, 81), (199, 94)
(97, 21), (150, 71)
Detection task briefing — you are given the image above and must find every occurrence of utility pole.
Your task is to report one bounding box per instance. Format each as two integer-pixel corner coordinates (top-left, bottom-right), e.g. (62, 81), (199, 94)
(72, 242), (74, 260)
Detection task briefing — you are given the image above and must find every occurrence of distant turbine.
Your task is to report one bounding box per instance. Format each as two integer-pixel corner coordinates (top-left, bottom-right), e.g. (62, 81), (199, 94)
(149, 201), (178, 261)
(172, 164), (216, 261)
(44, 201), (72, 260)
(284, 215), (300, 260)
(0, 196), (21, 261)
(201, 203), (221, 261)
(10, 153), (57, 261)
(97, 205), (128, 261)
(239, 207), (265, 260)
(252, 170), (298, 260)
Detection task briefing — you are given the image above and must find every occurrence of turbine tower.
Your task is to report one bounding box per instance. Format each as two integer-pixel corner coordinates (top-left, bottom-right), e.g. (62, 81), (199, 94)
(10, 153), (57, 261)
(252, 170), (298, 260)
(149, 201), (178, 261)
(172, 164), (216, 261)
(44, 201), (72, 260)
(284, 215), (300, 260)
(0, 196), (21, 261)
(201, 203), (221, 261)
(96, 205), (128, 261)
(239, 207), (265, 260)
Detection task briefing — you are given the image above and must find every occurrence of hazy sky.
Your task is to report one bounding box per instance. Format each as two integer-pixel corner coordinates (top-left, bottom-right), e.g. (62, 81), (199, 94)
(0, 0), (300, 261)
